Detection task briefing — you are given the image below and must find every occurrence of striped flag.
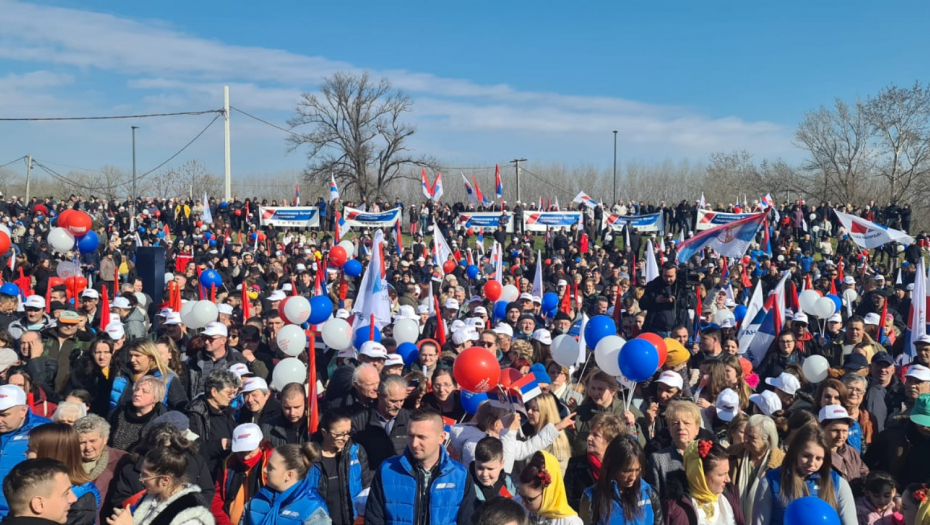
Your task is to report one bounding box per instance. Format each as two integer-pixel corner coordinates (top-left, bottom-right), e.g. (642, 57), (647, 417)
(329, 174), (339, 202)
(335, 211), (350, 243)
(395, 220), (403, 256)
(495, 164), (503, 200)
(294, 184), (300, 206)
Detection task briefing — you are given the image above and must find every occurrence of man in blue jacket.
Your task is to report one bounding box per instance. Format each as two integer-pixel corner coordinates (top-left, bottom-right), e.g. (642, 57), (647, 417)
(0, 384), (52, 517)
(365, 409), (477, 525)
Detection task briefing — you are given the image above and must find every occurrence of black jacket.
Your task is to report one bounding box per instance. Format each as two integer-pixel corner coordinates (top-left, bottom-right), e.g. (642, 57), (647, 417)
(0, 516), (64, 525)
(640, 275), (694, 334)
(68, 490), (98, 525)
(350, 407), (412, 471)
(311, 438), (373, 524)
(186, 397), (236, 476)
(259, 415), (310, 448)
(564, 454), (595, 512)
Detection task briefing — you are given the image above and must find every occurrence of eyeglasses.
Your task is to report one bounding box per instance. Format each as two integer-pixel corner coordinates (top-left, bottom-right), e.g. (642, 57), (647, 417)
(479, 341), (495, 348)
(324, 430), (351, 439)
(139, 473), (164, 482)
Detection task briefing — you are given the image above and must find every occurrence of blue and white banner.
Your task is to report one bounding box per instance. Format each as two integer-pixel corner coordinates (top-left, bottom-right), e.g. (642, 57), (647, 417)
(523, 211), (583, 232)
(602, 212), (663, 232)
(696, 209), (758, 231)
(260, 206), (320, 228)
(456, 212), (514, 232)
(342, 207), (402, 228)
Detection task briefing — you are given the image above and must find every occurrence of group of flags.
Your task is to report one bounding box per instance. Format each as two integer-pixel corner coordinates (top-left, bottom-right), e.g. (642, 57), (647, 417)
(461, 165), (504, 207)
(421, 168), (445, 202)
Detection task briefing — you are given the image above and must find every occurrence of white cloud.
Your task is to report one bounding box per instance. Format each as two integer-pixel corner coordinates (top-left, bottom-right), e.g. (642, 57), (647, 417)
(0, 0), (795, 176)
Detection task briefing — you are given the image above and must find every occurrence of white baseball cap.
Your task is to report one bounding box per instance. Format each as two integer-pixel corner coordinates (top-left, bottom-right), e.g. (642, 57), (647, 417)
(336, 309), (351, 319)
(217, 304), (234, 316)
(112, 297), (131, 309)
(231, 423), (263, 453)
(493, 323), (513, 337)
(281, 283), (293, 292)
(444, 298), (460, 310)
(720, 318), (736, 329)
(0, 349), (18, 374)
(105, 322), (125, 341)
(81, 289), (99, 299)
(384, 354), (404, 368)
(162, 312), (182, 325)
(416, 305), (429, 315)
(749, 390), (782, 416)
(828, 314), (842, 323)
(531, 329), (552, 345)
(451, 330), (471, 346)
(268, 290), (286, 302)
(164, 272), (175, 284)
(906, 364), (930, 382)
(24, 295), (45, 309)
(450, 320), (465, 333)
(202, 322), (228, 338)
(715, 388), (741, 422)
(655, 371), (683, 390)
(359, 341), (388, 359)
(915, 335), (930, 346)
(765, 372), (801, 396)
(0, 385), (27, 411)
(473, 306), (488, 316)
(228, 363), (250, 378)
(519, 293), (534, 302)
(241, 377), (269, 393)
(818, 404), (855, 425)
(864, 313), (881, 326)
(557, 279), (568, 287)
(792, 312), (809, 325)
(843, 276), (856, 285)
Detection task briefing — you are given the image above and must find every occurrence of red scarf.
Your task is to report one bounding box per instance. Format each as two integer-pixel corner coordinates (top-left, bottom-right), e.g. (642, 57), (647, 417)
(588, 453), (603, 481)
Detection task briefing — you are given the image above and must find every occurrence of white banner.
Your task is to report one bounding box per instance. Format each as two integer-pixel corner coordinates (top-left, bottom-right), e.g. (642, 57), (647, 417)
(342, 207), (402, 228)
(259, 207), (320, 228)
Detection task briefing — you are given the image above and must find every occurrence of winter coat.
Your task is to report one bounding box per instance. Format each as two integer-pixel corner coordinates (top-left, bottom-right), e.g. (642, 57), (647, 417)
(186, 397), (236, 476)
(752, 468), (857, 525)
(580, 480), (662, 525)
(307, 441), (371, 524)
(183, 350), (248, 401)
(130, 484), (214, 525)
(350, 407), (411, 472)
(211, 443), (272, 525)
(864, 420), (930, 491)
(122, 308), (147, 341)
(564, 454), (595, 513)
(68, 482), (101, 525)
(0, 410), (51, 517)
(259, 415), (310, 448)
(103, 450), (215, 521)
(110, 369), (188, 412)
(107, 403), (168, 452)
(242, 477), (331, 525)
(86, 446), (126, 521)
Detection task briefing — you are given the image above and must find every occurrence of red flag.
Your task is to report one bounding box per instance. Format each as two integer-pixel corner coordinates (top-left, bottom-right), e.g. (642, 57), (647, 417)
(878, 299), (888, 341)
(613, 281), (624, 324)
(434, 293), (447, 345)
(44, 282), (51, 314)
(838, 258), (845, 284)
(308, 333), (319, 434)
(829, 275), (837, 296)
(210, 284), (216, 303)
(100, 285), (110, 333)
(785, 279), (800, 313)
(241, 283), (250, 322)
(290, 278), (298, 296)
(632, 252), (637, 286)
(560, 284), (572, 315)
(573, 280), (581, 313)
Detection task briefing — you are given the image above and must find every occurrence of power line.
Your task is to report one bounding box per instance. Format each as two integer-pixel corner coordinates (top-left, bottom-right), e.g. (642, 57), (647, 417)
(137, 114), (223, 179)
(519, 166), (575, 195)
(38, 160), (107, 174)
(0, 156), (27, 170)
(230, 106), (300, 137)
(0, 110), (222, 122)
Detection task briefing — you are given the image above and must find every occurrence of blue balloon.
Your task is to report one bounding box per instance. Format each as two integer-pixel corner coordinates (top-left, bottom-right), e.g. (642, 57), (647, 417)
(618, 338), (660, 382)
(584, 315), (617, 349)
(827, 294), (842, 314)
(0, 283), (19, 297)
(198, 269), (222, 288)
(77, 231), (99, 254)
(209, 239), (217, 246)
(466, 265), (479, 280)
(784, 496), (841, 525)
(460, 390), (488, 414)
(203, 232), (213, 241)
(459, 259), (467, 267)
(541, 292), (559, 312)
(545, 307), (557, 318)
(343, 259), (363, 277)
(733, 304), (748, 323)
(354, 325), (382, 349)
(220, 201), (228, 208)
(308, 295), (333, 324)
(138, 227), (146, 233)
(396, 342), (420, 367)
(493, 301), (509, 320)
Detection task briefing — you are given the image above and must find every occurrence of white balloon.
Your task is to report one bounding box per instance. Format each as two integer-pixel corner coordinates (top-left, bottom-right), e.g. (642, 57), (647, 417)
(338, 240), (356, 259)
(180, 301), (198, 328)
(809, 213), (817, 221)
(802, 355), (830, 384)
(813, 296), (836, 319)
(843, 288), (859, 304)
(281, 296), (311, 325)
(56, 261), (81, 279)
(799, 290), (822, 315)
(777, 255), (785, 262)
(897, 245), (906, 253)
(0, 225), (10, 238)
(322, 318), (353, 350)
(552, 334), (580, 368)
(594, 335), (626, 377)
(271, 357), (307, 391)
(500, 285), (519, 303)
(191, 300), (218, 328)
(812, 225), (821, 233)
(393, 318), (419, 345)
(48, 227), (75, 253)
(277, 324), (308, 357)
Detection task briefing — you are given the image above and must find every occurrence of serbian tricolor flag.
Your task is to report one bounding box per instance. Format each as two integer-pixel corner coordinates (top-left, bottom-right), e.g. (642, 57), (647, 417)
(512, 374), (542, 404)
(835, 209), (915, 249)
(462, 173), (478, 205)
(335, 211), (349, 243)
(422, 167), (435, 200)
(329, 173), (339, 202)
(494, 164), (503, 201)
(294, 184), (300, 206)
(395, 220), (403, 256)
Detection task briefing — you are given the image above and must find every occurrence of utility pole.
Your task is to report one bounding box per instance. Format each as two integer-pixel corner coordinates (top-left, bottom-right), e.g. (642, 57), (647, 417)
(25, 154), (32, 204)
(612, 130), (618, 205)
(224, 85), (231, 202)
(510, 158), (527, 202)
(131, 126), (138, 206)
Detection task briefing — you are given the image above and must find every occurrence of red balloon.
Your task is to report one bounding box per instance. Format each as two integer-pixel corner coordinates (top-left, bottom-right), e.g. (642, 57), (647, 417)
(329, 246), (348, 267)
(466, 228), (474, 236)
(64, 211), (92, 238)
(442, 260), (456, 274)
(0, 231), (10, 255)
(155, 210), (162, 218)
(742, 256), (751, 265)
(453, 347), (501, 393)
(637, 333), (668, 368)
(57, 209), (74, 228)
(197, 221), (204, 228)
(33, 204), (48, 216)
(234, 210), (242, 216)
(500, 368), (523, 388)
(484, 280), (502, 302)
(48, 277), (63, 289)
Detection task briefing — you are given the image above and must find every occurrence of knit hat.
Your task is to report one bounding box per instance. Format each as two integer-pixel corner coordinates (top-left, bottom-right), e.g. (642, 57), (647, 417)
(529, 363), (552, 385)
(664, 338), (690, 368)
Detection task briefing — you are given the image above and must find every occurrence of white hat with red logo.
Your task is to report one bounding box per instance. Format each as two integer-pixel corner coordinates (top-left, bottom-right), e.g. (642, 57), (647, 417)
(231, 423), (263, 453)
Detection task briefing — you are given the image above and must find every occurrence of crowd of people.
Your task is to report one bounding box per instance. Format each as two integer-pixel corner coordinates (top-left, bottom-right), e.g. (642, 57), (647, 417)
(0, 191), (926, 525)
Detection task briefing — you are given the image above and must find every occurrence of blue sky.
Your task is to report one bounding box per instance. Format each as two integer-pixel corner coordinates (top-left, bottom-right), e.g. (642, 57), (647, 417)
(0, 0), (928, 184)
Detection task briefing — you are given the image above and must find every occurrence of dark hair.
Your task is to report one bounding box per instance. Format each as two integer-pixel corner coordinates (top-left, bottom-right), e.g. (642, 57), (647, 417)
(143, 444), (190, 481)
(475, 497), (528, 525)
(518, 451), (550, 489)
(280, 382), (307, 401)
(661, 262), (678, 271)
(66, 389), (92, 407)
(701, 327), (721, 343)
(275, 443), (319, 480)
(409, 408), (444, 429)
(320, 409), (352, 433)
(863, 471), (896, 494)
(814, 379), (848, 411)
(474, 436), (504, 463)
(697, 440), (729, 475)
(3, 459), (69, 515)
(591, 435), (646, 523)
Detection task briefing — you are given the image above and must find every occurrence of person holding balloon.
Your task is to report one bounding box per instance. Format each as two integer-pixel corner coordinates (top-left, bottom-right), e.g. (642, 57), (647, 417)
(752, 424), (857, 525)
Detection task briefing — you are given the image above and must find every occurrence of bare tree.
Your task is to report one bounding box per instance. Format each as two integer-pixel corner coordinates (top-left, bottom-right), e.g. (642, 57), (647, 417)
(861, 82), (930, 204)
(287, 72), (436, 202)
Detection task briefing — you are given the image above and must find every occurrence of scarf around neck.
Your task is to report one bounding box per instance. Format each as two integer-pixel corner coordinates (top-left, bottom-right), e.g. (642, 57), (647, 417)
(587, 453), (603, 482)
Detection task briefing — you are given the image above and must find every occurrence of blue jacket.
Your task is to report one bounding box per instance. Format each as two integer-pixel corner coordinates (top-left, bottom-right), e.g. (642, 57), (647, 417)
(764, 467), (841, 525)
(366, 446), (475, 525)
(243, 476), (330, 525)
(306, 442), (368, 522)
(109, 370), (181, 410)
(0, 410), (51, 517)
(582, 480), (656, 525)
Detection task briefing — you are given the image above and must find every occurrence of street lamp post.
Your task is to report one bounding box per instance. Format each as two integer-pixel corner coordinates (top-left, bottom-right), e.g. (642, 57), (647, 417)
(131, 126), (138, 206)
(612, 130), (618, 205)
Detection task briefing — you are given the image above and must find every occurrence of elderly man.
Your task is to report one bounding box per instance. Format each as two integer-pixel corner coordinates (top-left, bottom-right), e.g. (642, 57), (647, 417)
(184, 322), (250, 400)
(351, 374), (412, 471)
(187, 369), (240, 476)
(238, 377), (280, 425)
(40, 310), (86, 395)
(0, 384), (51, 517)
(826, 315), (883, 366)
(9, 296), (52, 342)
(73, 414), (125, 518)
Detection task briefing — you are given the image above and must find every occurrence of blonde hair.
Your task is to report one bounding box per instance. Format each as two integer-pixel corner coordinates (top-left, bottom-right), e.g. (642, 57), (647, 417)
(532, 394), (570, 465)
(510, 339), (533, 361)
(665, 400), (701, 425)
(126, 339), (171, 381)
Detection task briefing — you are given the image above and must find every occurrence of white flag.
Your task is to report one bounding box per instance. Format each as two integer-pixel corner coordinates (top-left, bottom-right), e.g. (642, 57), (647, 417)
(907, 257), (927, 359)
(644, 240), (659, 284)
(352, 230), (392, 330)
(202, 193), (213, 224)
(834, 210), (915, 249)
(576, 313), (589, 366)
(532, 250), (543, 299)
(700, 192), (706, 209)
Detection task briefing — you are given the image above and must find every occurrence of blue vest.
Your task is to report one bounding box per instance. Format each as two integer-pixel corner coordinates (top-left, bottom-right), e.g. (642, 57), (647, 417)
(581, 480), (655, 525)
(306, 444), (365, 520)
(847, 420), (862, 454)
(764, 467), (841, 525)
(0, 410), (51, 517)
(110, 370), (175, 410)
(377, 447), (467, 524)
(244, 476), (329, 525)
(73, 481), (102, 522)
